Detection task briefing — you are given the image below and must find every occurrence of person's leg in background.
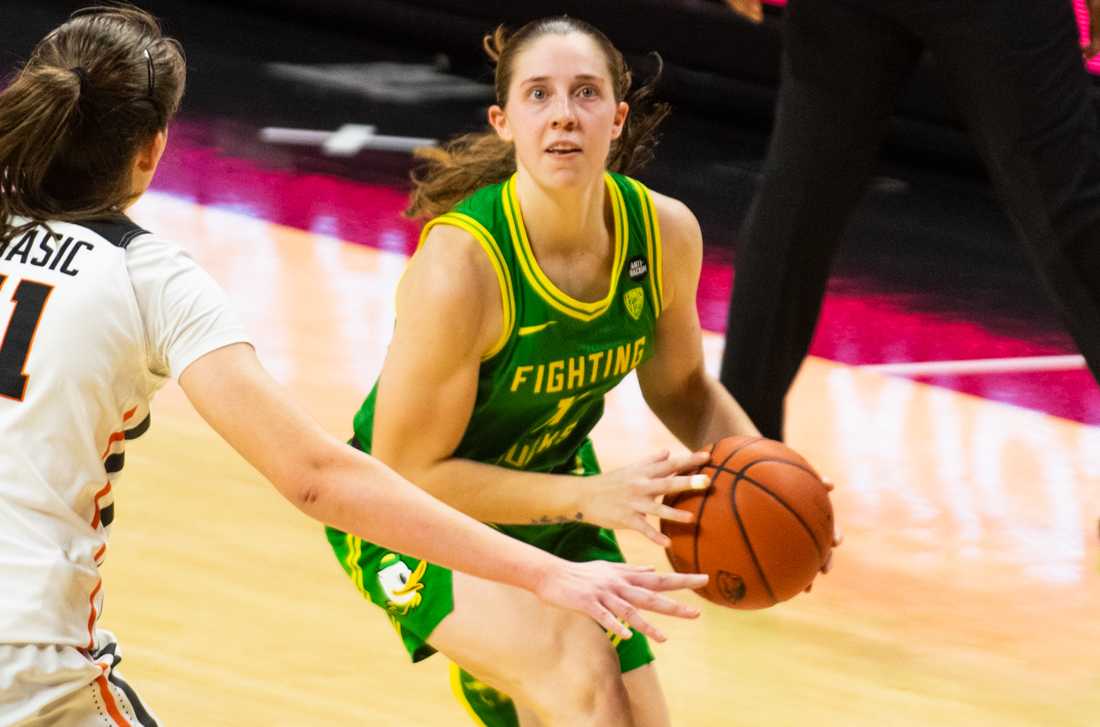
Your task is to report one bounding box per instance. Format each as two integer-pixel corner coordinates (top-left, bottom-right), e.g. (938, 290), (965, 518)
(719, 0), (922, 439)
(914, 0), (1100, 384)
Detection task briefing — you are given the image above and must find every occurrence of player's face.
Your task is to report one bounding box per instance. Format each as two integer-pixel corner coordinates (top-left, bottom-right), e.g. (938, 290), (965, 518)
(490, 32), (629, 189)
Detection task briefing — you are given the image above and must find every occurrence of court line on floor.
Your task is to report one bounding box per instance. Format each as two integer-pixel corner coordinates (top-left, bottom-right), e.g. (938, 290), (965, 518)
(860, 354), (1086, 376)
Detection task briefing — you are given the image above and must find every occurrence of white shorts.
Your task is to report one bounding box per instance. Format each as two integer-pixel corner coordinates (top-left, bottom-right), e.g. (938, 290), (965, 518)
(0, 630), (158, 726)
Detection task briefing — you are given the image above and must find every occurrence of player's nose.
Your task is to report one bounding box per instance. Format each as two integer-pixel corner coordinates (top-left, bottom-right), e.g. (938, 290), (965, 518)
(550, 97), (578, 129)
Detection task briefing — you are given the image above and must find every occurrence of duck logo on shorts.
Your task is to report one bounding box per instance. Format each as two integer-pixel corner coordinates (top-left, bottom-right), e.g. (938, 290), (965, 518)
(624, 287), (645, 320)
(377, 554), (428, 614)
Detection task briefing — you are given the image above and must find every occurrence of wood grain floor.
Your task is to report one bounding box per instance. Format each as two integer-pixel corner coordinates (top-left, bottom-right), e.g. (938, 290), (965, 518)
(96, 192), (1100, 726)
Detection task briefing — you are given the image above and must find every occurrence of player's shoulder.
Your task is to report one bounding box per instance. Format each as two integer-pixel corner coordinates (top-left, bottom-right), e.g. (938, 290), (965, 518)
(646, 189), (702, 256)
(405, 220), (500, 310)
(397, 220), (503, 356)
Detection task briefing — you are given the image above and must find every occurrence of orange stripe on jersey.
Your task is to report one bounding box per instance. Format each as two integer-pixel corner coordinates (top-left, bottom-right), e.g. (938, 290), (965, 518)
(101, 408), (142, 459)
(86, 580), (102, 649)
(90, 482), (111, 528)
(93, 543), (107, 565)
(101, 432), (125, 460)
(95, 673), (134, 727)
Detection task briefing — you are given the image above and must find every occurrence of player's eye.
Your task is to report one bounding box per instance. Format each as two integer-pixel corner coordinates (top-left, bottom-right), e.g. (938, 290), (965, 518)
(530, 87), (546, 100)
(577, 85), (597, 98)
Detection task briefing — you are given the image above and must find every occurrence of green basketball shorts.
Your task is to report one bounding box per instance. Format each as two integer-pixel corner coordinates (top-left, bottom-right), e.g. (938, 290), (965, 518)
(324, 520), (654, 671)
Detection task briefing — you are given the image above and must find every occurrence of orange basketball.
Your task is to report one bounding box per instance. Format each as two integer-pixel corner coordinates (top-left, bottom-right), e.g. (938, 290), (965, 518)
(662, 436), (834, 609)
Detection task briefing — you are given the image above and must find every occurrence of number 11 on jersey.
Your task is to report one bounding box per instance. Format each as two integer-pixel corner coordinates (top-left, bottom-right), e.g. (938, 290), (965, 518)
(0, 274), (54, 402)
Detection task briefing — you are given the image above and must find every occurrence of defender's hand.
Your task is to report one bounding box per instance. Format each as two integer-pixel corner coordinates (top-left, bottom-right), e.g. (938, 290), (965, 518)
(535, 560), (708, 642)
(805, 477), (842, 592)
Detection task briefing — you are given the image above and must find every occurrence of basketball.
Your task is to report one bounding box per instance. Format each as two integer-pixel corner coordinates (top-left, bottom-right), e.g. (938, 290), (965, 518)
(662, 436), (834, 609)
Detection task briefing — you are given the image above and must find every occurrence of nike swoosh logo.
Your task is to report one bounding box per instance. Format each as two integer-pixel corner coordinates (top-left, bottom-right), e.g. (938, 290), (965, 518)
(517, 321), (558, 336)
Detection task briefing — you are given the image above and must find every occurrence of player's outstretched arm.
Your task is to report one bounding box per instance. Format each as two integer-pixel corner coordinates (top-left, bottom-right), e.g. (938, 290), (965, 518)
(178, 342), (706, 640)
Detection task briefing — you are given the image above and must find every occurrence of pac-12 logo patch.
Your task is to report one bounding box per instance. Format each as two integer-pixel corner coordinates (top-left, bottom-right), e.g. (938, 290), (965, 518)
(627, 255), (648, 282)
(624, 287), (645, 320)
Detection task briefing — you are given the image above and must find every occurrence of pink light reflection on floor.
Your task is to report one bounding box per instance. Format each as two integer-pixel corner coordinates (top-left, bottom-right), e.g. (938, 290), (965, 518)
(155, 118), (423, 256)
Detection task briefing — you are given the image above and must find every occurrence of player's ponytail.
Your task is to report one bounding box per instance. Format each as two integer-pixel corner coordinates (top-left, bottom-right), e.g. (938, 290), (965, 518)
(0, 5), (185, 242)
(406, 17), (669, 220)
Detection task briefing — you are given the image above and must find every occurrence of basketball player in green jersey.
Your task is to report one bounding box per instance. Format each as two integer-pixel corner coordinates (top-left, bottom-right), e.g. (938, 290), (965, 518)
(327, 16), (768, 727)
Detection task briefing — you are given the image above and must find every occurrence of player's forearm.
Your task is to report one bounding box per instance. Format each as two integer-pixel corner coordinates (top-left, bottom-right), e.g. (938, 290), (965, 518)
(649, 372), (760, 450)
(696, 374), (760, 442)
(385, 455), (590, 526)
(291, 445), (560, 591)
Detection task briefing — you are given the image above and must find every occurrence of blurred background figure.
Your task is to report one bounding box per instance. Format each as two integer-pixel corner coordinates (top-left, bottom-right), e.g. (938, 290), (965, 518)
(721, 0), (1100, 439)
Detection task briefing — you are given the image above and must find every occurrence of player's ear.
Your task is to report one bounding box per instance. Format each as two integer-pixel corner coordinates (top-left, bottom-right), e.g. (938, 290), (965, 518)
(134, 129), (168, 173)
(127, 129), (168, 205)
(488, 105), (513, 143)
(610, 101), (629, 140)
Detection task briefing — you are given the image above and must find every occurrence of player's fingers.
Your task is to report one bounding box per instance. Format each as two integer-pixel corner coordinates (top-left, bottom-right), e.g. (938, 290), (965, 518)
(603, 594), (665, 642)
(653, 473), (710, 497)
(820, 475), (835, 491)
(639, 500), (695, 524)
(666, 450), (711, 475)
(833, 530), (844, 548)
(632, 515), (671, 547)
(590, 601), (633, 640)
(640, 448), (671, 466)
(628, 571), (709, 593)
(612, 563), (656, 574)
(618, 585), (701, 619)
(820, 550), (834, 574)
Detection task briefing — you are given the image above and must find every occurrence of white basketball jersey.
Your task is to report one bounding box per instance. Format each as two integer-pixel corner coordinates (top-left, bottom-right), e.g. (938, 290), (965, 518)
(0, 215), (249, 648)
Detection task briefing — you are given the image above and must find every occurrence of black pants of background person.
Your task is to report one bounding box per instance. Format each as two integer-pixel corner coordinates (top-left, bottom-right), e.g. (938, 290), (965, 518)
(719, 0), (1100, 440)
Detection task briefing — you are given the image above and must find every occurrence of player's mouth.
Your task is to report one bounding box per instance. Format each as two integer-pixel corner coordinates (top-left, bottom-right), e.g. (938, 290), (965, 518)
(545, 142), (582, 157)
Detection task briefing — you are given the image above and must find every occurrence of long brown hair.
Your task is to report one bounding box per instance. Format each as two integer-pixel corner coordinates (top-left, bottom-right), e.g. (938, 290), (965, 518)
(0, 4), (186, 242)
(406, 16), (669, 219)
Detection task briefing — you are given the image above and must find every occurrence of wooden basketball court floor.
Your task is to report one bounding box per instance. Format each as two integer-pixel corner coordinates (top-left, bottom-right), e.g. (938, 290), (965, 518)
(99, 191), (1100, 726)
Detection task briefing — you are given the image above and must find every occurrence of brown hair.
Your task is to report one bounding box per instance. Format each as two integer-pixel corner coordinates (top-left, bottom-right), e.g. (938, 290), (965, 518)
(0, 4), (186, 241)
(406, 16), (669, 219)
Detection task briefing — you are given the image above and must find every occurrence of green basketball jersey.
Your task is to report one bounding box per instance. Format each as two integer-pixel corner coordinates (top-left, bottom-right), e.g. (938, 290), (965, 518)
(352, 171), (665, 474)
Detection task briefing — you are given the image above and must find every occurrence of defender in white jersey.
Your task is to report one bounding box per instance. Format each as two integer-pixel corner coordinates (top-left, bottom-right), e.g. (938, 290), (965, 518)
(0, 8), (707, 726)
(0, 215), (247, 725)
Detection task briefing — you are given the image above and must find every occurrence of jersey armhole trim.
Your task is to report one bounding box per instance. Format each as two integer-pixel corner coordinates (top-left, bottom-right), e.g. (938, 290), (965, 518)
(627, 178), (665, 315)
(419, 213), (515, 360)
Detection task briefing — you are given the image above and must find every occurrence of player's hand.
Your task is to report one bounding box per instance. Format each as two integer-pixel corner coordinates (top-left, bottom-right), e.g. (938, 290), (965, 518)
(534, 559), (708, 642)
(584, 449), (711, 547)
(805, 476), (842, 592)
(1085, 0), (1100, 59)
(725, 0), (764, 24)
